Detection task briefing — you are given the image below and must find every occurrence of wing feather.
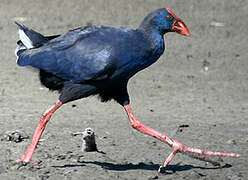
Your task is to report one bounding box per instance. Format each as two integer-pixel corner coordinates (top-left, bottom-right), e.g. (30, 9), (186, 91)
(17, 26), (117, 83)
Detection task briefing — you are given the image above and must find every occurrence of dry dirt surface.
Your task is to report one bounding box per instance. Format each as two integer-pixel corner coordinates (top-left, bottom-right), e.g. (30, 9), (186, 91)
(0, 0), (247, 179)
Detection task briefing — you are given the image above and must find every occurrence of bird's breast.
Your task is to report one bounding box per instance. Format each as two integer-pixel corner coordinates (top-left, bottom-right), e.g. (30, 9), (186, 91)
(112, 46), (164, 81)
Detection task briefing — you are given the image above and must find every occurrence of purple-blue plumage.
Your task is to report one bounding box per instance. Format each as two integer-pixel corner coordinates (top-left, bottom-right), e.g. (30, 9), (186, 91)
(15, 8), (181, 105)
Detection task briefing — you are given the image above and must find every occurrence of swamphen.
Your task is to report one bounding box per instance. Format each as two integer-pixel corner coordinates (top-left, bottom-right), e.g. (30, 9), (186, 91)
(15, 8), (238, 170)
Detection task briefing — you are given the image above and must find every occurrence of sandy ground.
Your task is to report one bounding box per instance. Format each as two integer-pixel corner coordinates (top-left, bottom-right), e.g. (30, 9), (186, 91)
(0, 0), (248, 179)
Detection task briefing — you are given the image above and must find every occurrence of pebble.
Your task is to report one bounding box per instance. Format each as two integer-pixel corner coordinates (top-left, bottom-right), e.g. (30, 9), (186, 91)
(0, 130), (29, 143)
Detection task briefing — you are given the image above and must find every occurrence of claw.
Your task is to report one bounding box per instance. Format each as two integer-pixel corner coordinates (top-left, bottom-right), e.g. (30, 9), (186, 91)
(16, 154), (31, 163)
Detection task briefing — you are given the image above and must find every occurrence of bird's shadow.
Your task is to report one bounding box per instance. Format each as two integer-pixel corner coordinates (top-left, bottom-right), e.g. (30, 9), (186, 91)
(52, 160), (232, 174)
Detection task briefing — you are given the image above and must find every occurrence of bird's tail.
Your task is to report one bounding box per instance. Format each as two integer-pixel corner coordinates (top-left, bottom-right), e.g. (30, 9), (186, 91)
(15, 22), (48, 57)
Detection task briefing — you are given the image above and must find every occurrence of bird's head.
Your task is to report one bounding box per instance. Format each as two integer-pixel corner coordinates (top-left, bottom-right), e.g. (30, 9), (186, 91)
(139, 8), (190, 36)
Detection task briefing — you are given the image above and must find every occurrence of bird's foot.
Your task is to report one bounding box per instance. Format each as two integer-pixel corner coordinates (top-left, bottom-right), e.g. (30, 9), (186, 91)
(14, 158), (29, 169)
(158, 139), (239, 172)
(16, 155), (31, 164)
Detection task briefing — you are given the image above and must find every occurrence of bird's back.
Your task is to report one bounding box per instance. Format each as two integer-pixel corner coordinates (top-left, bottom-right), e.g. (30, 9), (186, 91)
(16, 25), (163, 84)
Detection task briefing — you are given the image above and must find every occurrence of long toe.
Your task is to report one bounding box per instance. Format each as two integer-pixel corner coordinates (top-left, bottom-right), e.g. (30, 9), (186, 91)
(160, 139), (239, 171)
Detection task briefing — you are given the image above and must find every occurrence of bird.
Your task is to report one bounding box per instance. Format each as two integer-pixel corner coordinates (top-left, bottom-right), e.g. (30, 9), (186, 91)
(15, 8), (238, 171)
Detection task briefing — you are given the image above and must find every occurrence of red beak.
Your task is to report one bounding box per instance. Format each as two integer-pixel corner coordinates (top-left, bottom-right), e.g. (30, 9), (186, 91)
(166, 8), (190, 37)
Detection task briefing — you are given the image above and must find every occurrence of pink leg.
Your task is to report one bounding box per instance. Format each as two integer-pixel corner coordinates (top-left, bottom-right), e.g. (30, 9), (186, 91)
(16, 100), (63, 163)
(124, 104), (239, 171)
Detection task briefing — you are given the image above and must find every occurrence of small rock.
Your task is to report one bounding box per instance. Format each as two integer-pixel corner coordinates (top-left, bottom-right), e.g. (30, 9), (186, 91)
(56, 154), (66, 160)
(202, 60), (210, 72)
(226, 139), (237, 145)
(0, 130), (29, 143)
